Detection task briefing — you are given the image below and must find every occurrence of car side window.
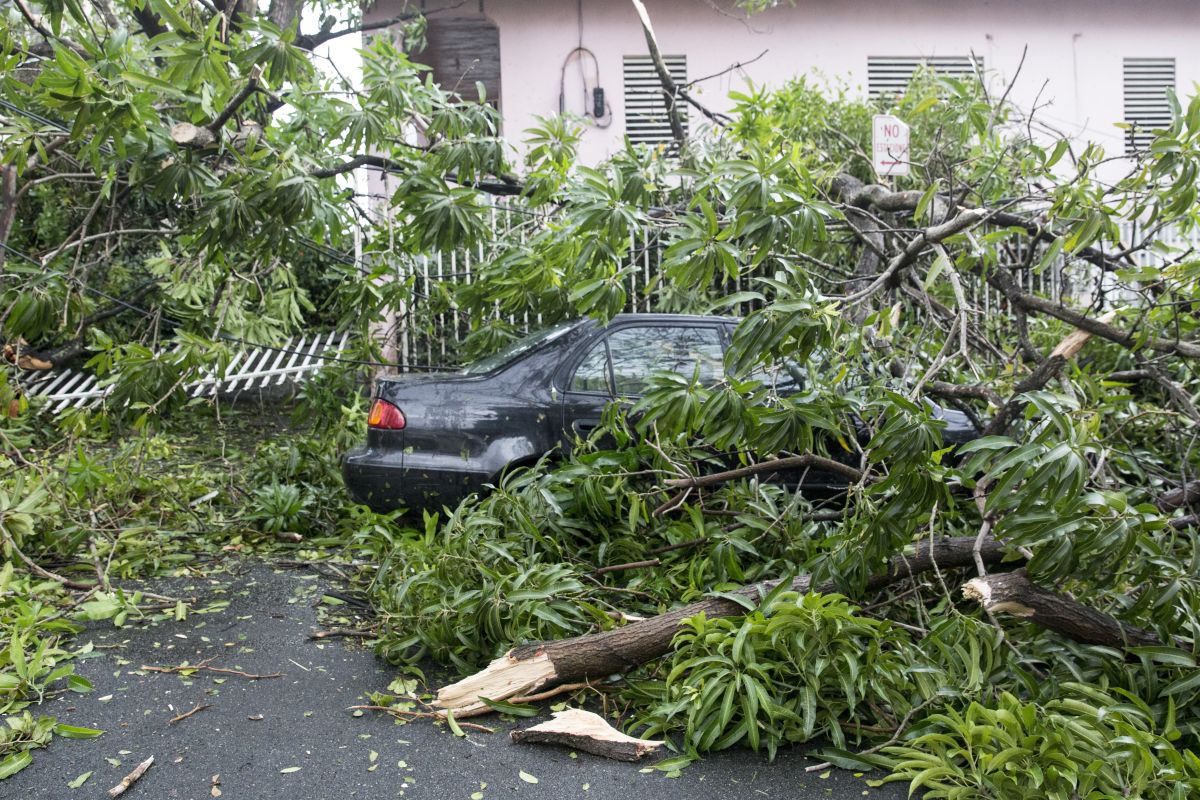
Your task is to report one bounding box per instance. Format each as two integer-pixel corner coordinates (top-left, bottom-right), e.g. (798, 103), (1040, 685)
(608, 326), (725, 396)
(570, 338), (612, 393)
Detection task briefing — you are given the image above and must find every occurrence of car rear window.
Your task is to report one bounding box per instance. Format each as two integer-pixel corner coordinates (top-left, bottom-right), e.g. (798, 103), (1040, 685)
(460, 320), (578, 375)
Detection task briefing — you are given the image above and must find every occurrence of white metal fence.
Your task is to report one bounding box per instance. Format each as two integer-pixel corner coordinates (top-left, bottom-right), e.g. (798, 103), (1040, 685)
(385, 208), (1200, 371)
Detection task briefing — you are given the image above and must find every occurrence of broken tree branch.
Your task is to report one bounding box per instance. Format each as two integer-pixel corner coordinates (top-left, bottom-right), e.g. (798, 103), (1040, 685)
(631, 0), (686, 143)
(982, 312), (1113, 436)
(662, 454), (866, 492)
(171, 66), (263, 149)
(168, 702), (210, 724)
(1157, 480), (1200, 512)
(308, 154), (524, 196)
(141, 657), (281, 680)
(436, 536), (1013, 716)
(962, 570), (1164, 649)
(841, 209), (991, 305)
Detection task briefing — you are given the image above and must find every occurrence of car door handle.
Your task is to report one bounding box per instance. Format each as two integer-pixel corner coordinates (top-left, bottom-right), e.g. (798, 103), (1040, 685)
(572, 420), (599, 436)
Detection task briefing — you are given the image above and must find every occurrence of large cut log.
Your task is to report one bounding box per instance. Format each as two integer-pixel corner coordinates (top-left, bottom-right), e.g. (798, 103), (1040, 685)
(436, 536), (1012, 716)
(510, 708), (664, 762)
(962, 570), (1163, 649)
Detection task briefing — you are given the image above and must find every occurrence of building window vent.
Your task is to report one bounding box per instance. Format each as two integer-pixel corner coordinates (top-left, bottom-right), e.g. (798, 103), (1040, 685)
(867, 56), (982, 100)
(623, 55), (688, 146)
(1124, 57), (1175, 154)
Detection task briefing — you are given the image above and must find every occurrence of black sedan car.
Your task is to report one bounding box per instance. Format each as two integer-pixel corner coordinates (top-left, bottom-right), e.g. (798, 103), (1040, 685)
(341, 314), (975, 512)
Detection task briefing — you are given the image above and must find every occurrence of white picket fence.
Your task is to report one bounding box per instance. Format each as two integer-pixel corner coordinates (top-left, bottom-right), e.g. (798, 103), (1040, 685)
(19, 331), (348, 414)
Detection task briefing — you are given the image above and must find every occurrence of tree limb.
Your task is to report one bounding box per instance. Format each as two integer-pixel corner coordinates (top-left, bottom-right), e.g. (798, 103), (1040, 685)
(982, 313), (1111, 436)
(962, 570), (1165, 650)
(309, 154), (525, 196)
(630, 0), (687, 143)
(171, 66), (263, 148)
(661, 454), (866, 491)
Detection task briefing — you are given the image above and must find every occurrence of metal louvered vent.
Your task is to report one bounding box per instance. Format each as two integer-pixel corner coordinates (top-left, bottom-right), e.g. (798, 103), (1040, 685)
(623, 55), (688, 145)
(1124, 58), (1175, 154)
(867, 56), (982, 99)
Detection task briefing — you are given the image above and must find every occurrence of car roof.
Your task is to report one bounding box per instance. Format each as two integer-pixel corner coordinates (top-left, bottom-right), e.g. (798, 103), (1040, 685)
(602, 312), (740, 324)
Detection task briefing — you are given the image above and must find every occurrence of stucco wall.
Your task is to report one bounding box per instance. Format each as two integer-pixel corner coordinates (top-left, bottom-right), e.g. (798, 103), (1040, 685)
(371, 0), (1200, 174)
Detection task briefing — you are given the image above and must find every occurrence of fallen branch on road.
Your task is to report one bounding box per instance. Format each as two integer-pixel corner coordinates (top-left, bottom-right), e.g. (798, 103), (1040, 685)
(108, 755), (153, 798)
(141, 657), (281, 680)
(435, 536), (1013, 717)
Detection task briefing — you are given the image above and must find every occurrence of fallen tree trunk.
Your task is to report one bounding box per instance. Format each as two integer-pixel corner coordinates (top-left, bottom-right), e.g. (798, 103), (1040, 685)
(962, 570), (1162, 649)
(436, 536), (1012, 716)
(510, 708), (664, 762)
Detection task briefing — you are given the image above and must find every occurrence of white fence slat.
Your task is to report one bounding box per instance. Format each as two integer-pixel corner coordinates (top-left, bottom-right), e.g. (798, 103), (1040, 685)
(273, 335), (309, 386)
(254, 339), (293, 390)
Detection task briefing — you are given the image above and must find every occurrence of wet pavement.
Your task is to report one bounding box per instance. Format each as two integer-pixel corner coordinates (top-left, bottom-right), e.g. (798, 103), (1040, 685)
(5, 561), (906, 800)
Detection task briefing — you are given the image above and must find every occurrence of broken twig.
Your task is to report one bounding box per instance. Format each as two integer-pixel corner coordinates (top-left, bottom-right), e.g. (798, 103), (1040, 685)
(108, 755), (153, 798)
(141, 657), (281, 680)
(168, 702), (210, 724)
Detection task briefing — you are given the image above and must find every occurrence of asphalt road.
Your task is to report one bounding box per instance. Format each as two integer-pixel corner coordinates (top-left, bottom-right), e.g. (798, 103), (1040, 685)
(5, 561), (907, 800)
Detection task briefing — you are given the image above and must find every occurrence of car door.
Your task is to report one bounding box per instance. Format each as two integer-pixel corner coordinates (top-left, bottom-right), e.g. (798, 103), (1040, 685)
(559, 322), (727, 450)
(560, 333), (614, 449)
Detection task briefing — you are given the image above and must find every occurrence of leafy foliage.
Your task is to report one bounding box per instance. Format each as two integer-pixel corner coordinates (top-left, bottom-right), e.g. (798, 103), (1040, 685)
(633, 593), (913, 759)
(879, 688), (1200, 799)
(4, 0), (1200, 791)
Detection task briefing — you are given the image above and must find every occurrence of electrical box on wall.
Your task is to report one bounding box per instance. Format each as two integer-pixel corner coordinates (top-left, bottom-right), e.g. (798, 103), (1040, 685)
(592, 88), (605, 118)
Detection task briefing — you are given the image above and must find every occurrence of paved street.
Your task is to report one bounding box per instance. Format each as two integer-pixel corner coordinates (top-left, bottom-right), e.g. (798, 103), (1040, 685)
(6, 562), (905, 800)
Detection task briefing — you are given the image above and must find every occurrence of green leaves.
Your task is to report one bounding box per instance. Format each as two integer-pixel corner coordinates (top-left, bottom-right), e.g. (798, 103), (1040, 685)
(634, 593), (914, 760)
(878, 690), (1200, 799)
(0, 751), (33, 780)
(0, 713), (66, 781)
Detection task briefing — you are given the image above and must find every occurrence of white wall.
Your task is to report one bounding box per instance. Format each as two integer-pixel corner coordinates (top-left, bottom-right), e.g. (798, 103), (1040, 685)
(374, 0), (1200, 176)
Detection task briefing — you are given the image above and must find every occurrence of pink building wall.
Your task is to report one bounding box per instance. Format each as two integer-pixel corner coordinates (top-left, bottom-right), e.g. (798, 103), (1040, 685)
(370, 0), (1200, 174)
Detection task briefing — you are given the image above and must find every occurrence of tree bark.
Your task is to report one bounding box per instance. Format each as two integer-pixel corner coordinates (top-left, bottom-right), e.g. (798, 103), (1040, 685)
(436, 536), (1012, 716)
(267, 0), (302, 31)
(962, 570), (1163, 649)
(0, 165), (16, 270)
(1157, 480), (1200, 512)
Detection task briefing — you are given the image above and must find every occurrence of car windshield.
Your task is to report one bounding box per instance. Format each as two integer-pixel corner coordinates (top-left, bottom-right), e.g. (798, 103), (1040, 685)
(460, 320), (579, 375)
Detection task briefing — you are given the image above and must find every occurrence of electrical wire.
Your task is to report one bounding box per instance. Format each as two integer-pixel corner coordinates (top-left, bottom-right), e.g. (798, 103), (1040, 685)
(558, 47), (613, 129)
(556, 2), (612, 128)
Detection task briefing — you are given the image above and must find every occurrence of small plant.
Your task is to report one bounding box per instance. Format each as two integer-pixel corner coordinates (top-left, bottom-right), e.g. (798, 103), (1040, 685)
(0, 713), (102, 779)
(633, 592), (913, 760)
(249, 483), (314, 535)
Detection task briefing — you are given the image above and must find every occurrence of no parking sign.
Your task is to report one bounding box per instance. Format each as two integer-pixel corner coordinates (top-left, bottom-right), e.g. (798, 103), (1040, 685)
(873, 114), (911, 178)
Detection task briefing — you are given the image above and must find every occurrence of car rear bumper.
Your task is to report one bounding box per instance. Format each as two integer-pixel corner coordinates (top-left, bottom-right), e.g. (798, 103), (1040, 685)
(341, 446), (489, 513)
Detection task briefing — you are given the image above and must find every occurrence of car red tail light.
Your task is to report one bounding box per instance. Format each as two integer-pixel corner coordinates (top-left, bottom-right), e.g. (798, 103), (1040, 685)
(368, 399), (406, 430)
